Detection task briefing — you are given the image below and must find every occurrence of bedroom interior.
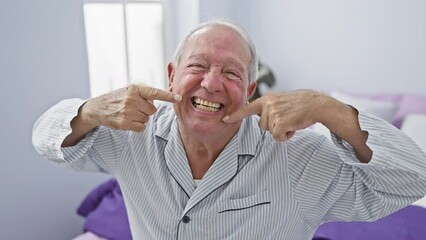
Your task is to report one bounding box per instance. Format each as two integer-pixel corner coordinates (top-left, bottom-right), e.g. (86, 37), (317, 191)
(1, 0), (425, 239)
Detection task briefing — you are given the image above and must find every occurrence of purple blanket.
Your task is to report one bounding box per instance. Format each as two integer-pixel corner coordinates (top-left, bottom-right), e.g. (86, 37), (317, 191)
(313, 205), (426, 240)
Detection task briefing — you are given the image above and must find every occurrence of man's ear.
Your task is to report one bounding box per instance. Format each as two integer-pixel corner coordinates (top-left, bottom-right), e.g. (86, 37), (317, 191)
(247, 82), (257, 98)
(167, 63), (175, 89)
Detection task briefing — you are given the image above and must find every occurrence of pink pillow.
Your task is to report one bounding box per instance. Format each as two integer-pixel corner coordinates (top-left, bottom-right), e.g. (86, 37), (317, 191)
(394, 94), (426, 128)
(330, 92), (399, 123)
(330, 92), (426, 128)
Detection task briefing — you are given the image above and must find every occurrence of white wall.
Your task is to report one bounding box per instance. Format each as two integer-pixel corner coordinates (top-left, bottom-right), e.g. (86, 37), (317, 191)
(0, 1), (108, 239)
(163, 0), (200, 60)
(199, 0), (253, 34)
(201, 0), (426, 94)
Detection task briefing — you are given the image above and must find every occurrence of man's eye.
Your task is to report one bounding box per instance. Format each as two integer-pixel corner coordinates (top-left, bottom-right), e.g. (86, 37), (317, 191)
(188, 64), (206, 71)
(224, 71), (241, 80)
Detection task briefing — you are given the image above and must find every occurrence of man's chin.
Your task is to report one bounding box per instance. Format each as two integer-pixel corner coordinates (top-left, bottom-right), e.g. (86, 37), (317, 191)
(192, 121), (241, 135)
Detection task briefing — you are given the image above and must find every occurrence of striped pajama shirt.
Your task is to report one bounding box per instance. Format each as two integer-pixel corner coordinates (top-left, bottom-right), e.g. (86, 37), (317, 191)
(33, 99), (426, 240)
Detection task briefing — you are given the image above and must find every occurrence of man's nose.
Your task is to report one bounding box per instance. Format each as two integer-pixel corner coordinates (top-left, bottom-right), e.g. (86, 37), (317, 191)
(201, 69), (224, 93)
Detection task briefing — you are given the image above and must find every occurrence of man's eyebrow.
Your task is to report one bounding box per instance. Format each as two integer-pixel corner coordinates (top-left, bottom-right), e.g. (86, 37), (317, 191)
(225, 59), (246, 73)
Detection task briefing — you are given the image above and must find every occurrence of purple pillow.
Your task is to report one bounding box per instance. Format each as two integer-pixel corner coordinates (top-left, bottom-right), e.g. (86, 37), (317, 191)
(77, 179), (132, 240)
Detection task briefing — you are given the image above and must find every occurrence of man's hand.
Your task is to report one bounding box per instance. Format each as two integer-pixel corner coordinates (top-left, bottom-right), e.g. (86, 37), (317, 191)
(223, 90), (372, 162)
(223, 90), (326, 141)
(83, 84), (181, 131)
(62, 84), (181, 147)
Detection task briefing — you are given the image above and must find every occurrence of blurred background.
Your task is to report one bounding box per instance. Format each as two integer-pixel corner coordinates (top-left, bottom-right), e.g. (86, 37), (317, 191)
(1, 0), (425, 239)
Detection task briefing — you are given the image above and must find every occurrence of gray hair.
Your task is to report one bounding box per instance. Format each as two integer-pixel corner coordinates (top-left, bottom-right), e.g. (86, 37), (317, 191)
(171, 19), (258, 83)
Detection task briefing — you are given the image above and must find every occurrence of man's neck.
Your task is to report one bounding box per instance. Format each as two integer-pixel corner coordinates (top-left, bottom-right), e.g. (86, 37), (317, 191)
(178, 124), (240, 179)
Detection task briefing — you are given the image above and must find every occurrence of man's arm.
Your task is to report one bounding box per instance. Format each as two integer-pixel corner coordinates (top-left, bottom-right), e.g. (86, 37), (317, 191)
(316, 96), (372, 163)
(61, 101), (98, 147)
(61, 84), (182, 147)
(223, 90), (372, 162)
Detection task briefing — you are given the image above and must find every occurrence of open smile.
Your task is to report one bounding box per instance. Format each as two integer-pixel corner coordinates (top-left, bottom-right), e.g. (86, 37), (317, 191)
(191, 97), (224, 112)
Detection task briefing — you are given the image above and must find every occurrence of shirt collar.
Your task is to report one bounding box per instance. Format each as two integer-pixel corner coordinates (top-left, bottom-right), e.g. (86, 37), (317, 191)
(154, 104), (175, 141)
(236, 115), (264, 156)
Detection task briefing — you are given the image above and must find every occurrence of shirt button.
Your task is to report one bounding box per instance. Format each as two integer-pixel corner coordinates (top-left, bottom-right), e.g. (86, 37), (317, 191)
(182, 216), (191, 223)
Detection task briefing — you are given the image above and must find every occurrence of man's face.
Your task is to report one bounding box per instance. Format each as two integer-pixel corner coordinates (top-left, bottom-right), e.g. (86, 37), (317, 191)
(168, 26), (256, 136)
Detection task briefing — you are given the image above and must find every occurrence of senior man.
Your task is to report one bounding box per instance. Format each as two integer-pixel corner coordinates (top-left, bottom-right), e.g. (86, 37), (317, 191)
(33, 19), (426, 239)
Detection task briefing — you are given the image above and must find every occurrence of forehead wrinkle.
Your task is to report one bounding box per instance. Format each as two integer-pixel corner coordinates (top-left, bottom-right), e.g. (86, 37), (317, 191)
(187, 54), (208, 62)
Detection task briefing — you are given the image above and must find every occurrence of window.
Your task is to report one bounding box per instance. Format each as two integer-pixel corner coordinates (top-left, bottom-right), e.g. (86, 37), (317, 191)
(83, 0), (165, 97)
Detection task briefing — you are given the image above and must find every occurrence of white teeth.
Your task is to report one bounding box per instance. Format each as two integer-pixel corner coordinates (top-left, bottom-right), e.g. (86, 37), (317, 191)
(193, 97), (222, 112)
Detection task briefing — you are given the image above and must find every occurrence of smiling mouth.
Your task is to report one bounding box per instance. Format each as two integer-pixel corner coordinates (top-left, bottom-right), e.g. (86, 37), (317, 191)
(192, 97), (224, 112)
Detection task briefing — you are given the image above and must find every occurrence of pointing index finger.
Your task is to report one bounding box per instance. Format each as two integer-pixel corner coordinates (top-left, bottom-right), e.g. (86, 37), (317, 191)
(223, 99), (262, 123)
(138, 86), (182, 103)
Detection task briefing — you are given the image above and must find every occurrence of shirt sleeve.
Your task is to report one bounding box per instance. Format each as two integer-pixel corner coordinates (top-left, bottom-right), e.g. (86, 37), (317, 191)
(287, 111), (426, 226)
(32, 99), (128, 174)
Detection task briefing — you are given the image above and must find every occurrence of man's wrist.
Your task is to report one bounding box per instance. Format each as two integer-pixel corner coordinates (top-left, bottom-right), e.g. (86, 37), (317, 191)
(78, 99), (101, 130)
